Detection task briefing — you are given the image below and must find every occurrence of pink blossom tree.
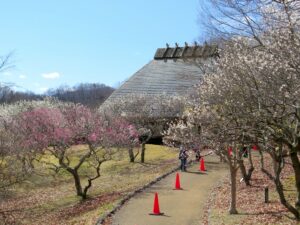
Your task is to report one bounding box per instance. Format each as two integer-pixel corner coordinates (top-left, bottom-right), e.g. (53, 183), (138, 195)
(12, 105), (138, 199)
(0, 98), (71, 198)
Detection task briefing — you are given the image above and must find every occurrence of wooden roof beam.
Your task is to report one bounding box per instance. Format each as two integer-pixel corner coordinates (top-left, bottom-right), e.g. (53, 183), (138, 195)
(162, 43), (170, 58)
(172, 43), (179, 58)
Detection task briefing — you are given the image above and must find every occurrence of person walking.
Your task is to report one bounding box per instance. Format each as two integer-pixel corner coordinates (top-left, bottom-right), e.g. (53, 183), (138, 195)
(179, 145), (188, 172)
(192, 144), (201, 162)
(195, 149), (201, 162)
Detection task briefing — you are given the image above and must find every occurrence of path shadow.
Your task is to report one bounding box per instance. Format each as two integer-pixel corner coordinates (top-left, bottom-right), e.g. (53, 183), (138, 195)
(205, 161), (221, 165)
(185, 171), (207, 175)
(172, 188), (188, 191)
(148, 214), (171, 217)
(147, 187), (189, 193)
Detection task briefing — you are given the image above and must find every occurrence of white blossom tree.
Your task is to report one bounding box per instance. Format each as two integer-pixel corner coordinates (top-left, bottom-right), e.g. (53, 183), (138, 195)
(100, 94), (186, 163)
(179, 0), (300, 219)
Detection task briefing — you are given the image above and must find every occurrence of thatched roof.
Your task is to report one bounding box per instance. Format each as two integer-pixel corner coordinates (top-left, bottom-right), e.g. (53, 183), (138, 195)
(107, 44), (218, 100)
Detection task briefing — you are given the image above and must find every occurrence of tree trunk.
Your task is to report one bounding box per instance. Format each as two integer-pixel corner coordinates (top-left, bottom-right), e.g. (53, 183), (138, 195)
(229, 164), (238, 214)
(237, 159), (250, 186)
(259, 149), (274, 180)
(290, 149), (300, 207)
(71, 170), (86, 199)
(273, 158), (300, 220)
(237, 148), (254, 186)
(246, 148), (254, 181)
(128, 148), (135, 163)
(259, 149), (265, 169)
(275, 176), (300, 220)
(141, 143), (146, 163)
(57, 152), (86, 199)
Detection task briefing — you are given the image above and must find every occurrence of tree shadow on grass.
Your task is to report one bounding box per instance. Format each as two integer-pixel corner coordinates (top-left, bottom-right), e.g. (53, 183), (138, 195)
(137, 162), (168, 167)
(57, 192), (121, 220)
(283, 189), (296, 192)
(238, 209), (288, 218)
(137, 160), (176, 167)
(137, 162), (159, 167)
(246, 184), (264, 188)
(238, 210), (298, 221)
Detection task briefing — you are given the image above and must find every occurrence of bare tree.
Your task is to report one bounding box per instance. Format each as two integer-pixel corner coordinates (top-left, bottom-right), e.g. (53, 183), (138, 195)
(47, 83), (114, 108)
(198, 0), (300, 45)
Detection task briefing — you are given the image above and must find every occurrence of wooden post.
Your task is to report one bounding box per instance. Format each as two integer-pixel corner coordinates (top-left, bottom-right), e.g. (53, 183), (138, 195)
(264, 186), (269, 203)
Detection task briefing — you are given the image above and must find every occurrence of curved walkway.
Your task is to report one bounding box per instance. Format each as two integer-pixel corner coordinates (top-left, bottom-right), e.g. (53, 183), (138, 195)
(111, 155), (227, 225)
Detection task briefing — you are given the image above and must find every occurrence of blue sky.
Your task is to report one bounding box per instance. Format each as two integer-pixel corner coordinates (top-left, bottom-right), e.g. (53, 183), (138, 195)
(0, 0), (202, 93)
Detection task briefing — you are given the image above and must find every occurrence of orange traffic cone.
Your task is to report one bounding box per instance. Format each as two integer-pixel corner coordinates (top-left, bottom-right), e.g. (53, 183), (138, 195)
(200, 158), (206, 171)
(149, 192), (164, 215)
(173, 173), (183, 190)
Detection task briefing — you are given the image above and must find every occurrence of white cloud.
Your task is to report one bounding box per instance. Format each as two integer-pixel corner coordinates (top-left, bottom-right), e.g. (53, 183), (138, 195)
(39, 87), (49, 93)
(42, 72), (60, 79)
(19, 74), (26, 79)
(33, 82), (48, 94)
(2, 72), (12, 77)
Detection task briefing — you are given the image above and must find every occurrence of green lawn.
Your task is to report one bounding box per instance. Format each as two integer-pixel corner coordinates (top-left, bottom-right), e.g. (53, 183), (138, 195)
(1, 144), (178, 225)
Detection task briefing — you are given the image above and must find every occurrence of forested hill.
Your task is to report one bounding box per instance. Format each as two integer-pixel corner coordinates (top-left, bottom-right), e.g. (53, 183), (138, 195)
(0, 83), (114, 108)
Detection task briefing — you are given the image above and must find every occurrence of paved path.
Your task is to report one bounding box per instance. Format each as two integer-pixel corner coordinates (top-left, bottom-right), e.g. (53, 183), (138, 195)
(111, 155), (227, 225)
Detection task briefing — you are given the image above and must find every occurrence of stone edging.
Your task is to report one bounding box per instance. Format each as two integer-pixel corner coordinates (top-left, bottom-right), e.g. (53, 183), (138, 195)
(95, 160), (194, 225)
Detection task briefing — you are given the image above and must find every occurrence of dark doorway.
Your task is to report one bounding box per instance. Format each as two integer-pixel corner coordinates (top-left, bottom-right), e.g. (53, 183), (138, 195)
(147, 136), (163, 145)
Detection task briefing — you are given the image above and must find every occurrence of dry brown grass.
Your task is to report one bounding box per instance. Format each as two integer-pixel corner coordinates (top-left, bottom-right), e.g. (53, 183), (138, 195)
(202, 152), (299, 225)
(0, 144), (178, 225)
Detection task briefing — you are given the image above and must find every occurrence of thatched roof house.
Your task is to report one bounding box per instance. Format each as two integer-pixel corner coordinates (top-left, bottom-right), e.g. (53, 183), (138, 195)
(107, 43), (218, 100)
(101, 43), (218, 142)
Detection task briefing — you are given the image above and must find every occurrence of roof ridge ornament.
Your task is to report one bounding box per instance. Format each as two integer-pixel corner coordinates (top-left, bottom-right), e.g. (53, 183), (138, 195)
(153, 42), (218, 60)
(163, 43), (170, 59)
(172, 43), (179, 58)
(182, 42), (189, 57)
(192, 41), (199, 57)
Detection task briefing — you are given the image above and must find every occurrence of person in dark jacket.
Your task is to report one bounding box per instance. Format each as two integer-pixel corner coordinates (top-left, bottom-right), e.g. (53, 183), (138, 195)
(191, 144), (201, 162)
(179, 145), (189, 171)
(195, 149), (201, 162)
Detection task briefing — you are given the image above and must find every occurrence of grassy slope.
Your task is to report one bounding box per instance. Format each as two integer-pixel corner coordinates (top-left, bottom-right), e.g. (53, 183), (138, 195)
(0, 144), (178, 225)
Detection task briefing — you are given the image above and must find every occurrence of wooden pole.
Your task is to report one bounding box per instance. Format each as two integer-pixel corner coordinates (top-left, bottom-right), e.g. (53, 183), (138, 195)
(264, 186), (269, 203)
